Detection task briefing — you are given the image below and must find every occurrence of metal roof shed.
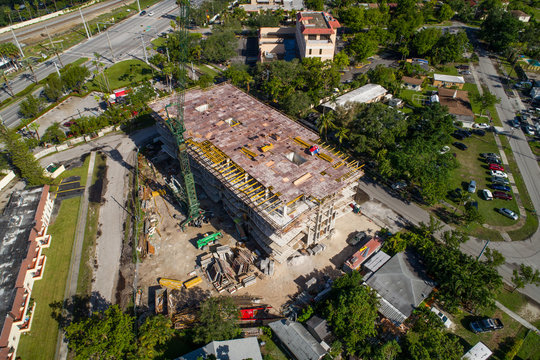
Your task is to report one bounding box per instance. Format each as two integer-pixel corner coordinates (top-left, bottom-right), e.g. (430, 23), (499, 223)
(269, 319), (327, 360)
(462, 342), (492, 360)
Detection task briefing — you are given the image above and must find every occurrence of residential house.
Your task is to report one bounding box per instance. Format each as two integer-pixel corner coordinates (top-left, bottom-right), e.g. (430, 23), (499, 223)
(437, 87), (474, 122)
(402, 76), (423, 91)
(177, 338), (263, 360)
(269, 319), (327, 360)
(462, 342), (492, 360)
(366, 251), (436, 325)
(343, 236), (383, 272)
(362, 251), (391, 279)
(240, 0), (304, 12)
(258, 27), (297, 63)
(296, 12), (340, 61)
(433, 74), (465, 89)
(321, 84), (387, 111)
(510, 10), (530, 22)
(306, 316), (331, 343)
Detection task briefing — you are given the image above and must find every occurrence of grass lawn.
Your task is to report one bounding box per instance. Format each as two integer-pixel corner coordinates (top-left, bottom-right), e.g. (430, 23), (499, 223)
(451, 307), (524, 359)
(433, 65), (459, 76)
(16, 196), (81, 360)
(151, 37), (167, 48)
(88, 60), (153, 91)
(496, 288), (528, 313)
(51, 154), (91, 189)
(445, 134), (520, 229)
(260, 334), (288, 360)
(462, 82), (502, 126)
(196, 65), (219, 78)
(399, 89), (424, 107)
(76, 153), (107, 296)
(518, 330), (540, 360)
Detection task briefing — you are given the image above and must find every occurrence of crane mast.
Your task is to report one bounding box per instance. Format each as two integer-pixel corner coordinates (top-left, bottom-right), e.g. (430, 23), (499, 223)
(165, 0), (204, 229)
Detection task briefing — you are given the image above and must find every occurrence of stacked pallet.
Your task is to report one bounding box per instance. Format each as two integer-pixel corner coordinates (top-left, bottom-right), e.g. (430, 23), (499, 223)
(258, 258), (275, 276)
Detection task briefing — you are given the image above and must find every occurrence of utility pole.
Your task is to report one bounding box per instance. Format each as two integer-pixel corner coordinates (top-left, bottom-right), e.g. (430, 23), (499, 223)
(79, 8), (91, 39)
(10, 27), (24, 58)
(53, 62), (61, 77)
(27, 60), (37, 83)
(2, 73), (14, 97)
(477, 240), (490, 261)
(140, 34), (148, 64)
(106, 31), (115, 63)
(136, 0), (141, 13)
(45, 25), (64, 67)
(166, 47), (170, 62)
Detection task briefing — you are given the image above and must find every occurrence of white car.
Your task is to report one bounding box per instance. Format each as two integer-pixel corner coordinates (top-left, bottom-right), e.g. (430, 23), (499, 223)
(473, 123), (489, 129)
(148, 11), (154, 16)
(431, 307), (453, 328)
(482, 189), (493, 200)
(439, 146), (450, 154)
(490, 170), (508, 178)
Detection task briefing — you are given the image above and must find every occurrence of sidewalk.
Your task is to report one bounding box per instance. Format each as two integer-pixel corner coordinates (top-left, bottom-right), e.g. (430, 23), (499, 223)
(496, 301), (540, 335)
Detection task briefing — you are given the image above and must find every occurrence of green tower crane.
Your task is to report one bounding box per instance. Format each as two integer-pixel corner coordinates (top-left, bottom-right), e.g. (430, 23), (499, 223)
(164, 0), (204, 229)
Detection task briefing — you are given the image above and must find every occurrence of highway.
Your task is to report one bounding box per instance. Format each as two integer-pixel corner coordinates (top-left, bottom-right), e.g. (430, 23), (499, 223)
(1, 0), (179, 128)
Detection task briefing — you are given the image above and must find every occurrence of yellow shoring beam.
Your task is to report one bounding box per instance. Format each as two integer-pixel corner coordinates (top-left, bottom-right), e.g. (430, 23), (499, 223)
(237, 178), (256, 190)
(267, 204), (282, 214)
(262, 198), (281, 211)
(231, 174), (248, 185)
(215, 161), (232, 171)
(354, 164), (365, 171)
(347, 160), (358, 168)
(225, 169), (243, 181)
(218, 164), (235, 173)
(223, 167), (240, 177)
(286, 194), (303, 207)
(257, 194), (275, 206)
(240, 147), (257, 158)
(333, 161), (345, 169)
(244, 184), (262, 195)
(317, 153), (334, 162)
(251, 190), (266, 200)
(293, 137), (310, 148)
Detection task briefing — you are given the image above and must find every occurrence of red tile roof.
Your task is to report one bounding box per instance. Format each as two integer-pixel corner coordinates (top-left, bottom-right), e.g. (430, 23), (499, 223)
(344, 237), (383, 271)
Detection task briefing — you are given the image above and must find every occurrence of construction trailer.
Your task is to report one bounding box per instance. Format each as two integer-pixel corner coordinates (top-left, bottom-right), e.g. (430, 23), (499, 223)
(150, 83), (364, 263)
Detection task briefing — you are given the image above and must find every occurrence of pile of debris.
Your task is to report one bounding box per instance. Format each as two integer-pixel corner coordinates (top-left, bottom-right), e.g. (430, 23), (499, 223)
(201, 245), (260, 294)
(258, 257), (275, 276)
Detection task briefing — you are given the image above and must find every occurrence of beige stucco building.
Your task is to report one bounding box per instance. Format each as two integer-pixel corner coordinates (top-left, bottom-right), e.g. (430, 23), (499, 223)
(295, 12), (340, 62)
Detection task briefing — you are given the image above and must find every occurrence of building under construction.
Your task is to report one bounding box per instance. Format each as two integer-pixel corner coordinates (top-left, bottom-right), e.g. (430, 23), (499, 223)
(149, 83), (363, 263)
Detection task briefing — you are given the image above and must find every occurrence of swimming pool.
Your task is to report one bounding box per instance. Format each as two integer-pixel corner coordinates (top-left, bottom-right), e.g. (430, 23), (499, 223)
(527, 58), (540, 67)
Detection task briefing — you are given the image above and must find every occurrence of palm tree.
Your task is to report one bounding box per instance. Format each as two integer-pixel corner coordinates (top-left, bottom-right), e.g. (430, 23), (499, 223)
(317, 113), (335, 140)
(29, 122), (40, 141)
(4, 8), (12, 24)
(335, 126), (349, 145)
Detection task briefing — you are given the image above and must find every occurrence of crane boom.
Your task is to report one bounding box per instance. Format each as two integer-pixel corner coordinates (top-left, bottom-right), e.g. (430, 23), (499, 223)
(164, 0), (204, 229)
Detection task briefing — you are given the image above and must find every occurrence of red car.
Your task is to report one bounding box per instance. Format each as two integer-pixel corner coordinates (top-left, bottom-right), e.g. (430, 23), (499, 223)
(489, 164), (505, 171)
(493, 191), (512, 200)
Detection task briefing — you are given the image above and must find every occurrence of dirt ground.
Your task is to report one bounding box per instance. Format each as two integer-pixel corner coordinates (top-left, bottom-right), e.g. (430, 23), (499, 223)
(135, 168), (380, 312)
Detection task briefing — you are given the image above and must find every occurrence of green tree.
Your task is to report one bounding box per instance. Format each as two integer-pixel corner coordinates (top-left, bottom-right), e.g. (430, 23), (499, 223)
(324, 271), (378, 354)
(65, 305), (134, 359)
(41, 123), (67, 144)
(223, 64), (253, 91)
(317, 112), (336, 140)
(281, 91), (311, 117)
(374, 340), (401, 360)
(19, 94), (44, 119)
(305, 0), (324, 11)
(0, 124), (47, 185)
(61, 64), (90, 93)
(333, 51), (350, 70)
(43, 73), (64, 101)
(474, 86), (500, 115)
(348, 32), (378, 62)
(463, 202), (484, 224)
(193, 297), (241, 344)
(297, 305), (313, 323)
(511, 264), (540, 292)
(201, 30), (238, 63)
(133, 315), (175, 360)
(481, 10), (523, 52)
(483, 248), (505, 268)
(405, 327), (463, 360)
(438, 4), (454, 22)
(411, 28), (442, 57)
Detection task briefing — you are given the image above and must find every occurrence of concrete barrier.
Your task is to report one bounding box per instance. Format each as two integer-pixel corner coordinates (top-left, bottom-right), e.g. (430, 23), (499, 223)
(34, 147), (57, 159)
(0, 170), (16, 191)
(70, 136), (85, 145)
(55, 144), (69, 151)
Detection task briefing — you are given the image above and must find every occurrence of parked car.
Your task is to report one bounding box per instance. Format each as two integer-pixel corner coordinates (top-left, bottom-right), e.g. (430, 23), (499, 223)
(63, 121), (76, 127)
(391, 181), (407, 190)
(147, 11), (154, 16)
(452, 131), (466, 140)
(491, 176), (510, 185)
(453, 142), (468, 150)
(439, 146), (450, 154)
(488, 164), (505, 171)
(470, 318), (504, 333)
(348, 231), (369, 246)
(490, 183), (511, 192)
(473, 123), (489, 129)
(431, 307), (452, 328)
(481, 153), (501, 159)
(458, 129), (472, 137)
(485, 157), (502, 165)
(498, 208), (518, 220)
(523, 125), (535, 136)
(490, 170), (508, 178)
(468, 180), (477, 193)
(510, 118), (520, 128)
(473, 129), (486, 136)
(493, 191), (512, 200)
(482, 189), (493, 200)
(139, 10), (147, 15)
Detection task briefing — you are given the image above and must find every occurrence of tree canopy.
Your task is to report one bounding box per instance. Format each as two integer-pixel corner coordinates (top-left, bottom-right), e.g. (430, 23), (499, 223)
(192, 296), (241, 345)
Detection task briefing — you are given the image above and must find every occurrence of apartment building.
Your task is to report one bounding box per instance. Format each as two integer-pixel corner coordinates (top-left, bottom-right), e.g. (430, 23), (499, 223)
(295, 11), (340, 62)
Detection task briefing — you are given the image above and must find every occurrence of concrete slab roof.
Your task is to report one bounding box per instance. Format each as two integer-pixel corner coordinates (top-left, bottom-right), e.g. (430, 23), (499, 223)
(322, 84), (387, 110)
(149, 83), (362, 204)
(433, 74), (465, 84)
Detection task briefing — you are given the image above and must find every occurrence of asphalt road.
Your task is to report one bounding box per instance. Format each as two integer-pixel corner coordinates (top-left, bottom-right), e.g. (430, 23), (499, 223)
(1, 0), (178, 128)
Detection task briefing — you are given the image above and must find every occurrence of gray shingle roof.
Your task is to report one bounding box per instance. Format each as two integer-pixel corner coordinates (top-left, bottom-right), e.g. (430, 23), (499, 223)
(306, 316), (330, 342)
(269, 319), (326, 360)
(366, 251), (435, 324)
(177, 337), (263, 360)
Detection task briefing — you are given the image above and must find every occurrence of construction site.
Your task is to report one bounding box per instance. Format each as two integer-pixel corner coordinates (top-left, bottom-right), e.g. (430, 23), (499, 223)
(124, 82), (377, 330)
(149, 83), (364, 263)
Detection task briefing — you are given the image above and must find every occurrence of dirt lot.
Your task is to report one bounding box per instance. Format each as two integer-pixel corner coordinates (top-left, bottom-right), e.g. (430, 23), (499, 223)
(135, 162), (380, 312)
